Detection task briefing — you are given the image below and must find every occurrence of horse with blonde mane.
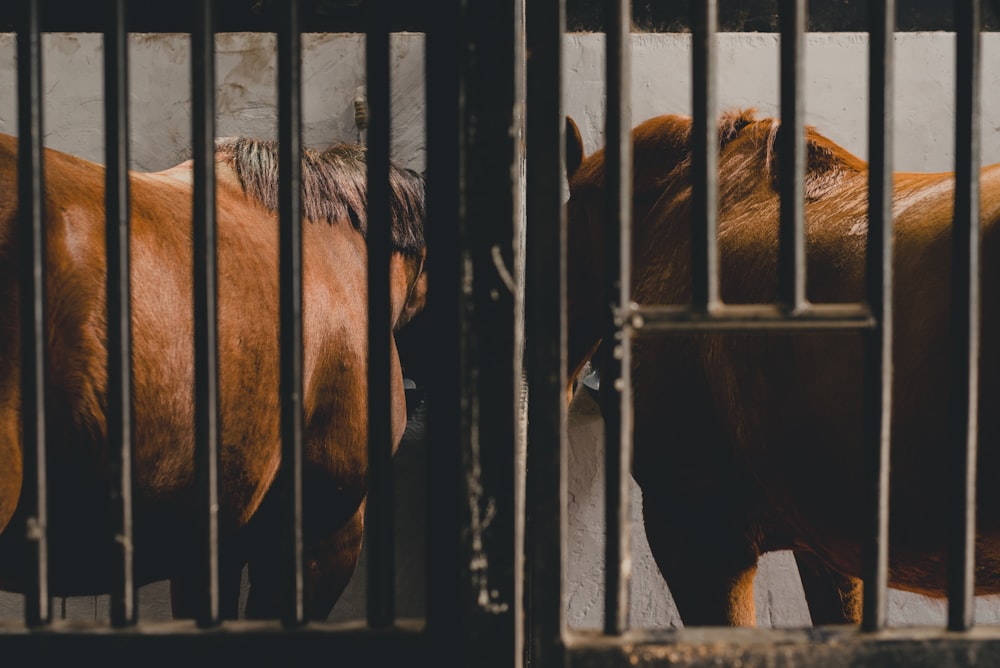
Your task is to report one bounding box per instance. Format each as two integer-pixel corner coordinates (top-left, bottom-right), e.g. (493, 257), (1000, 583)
(565, 109), (1000, 626)
(0, 134), (427, 619)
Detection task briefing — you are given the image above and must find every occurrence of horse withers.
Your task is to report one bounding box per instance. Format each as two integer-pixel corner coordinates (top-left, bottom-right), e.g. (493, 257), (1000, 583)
(565, 109), (1000, 626)
(0, 134), (427, 620)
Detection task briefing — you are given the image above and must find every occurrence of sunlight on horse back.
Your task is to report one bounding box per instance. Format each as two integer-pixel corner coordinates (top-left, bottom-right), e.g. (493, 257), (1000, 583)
(0, 133), (426, 620)
(565, 109), (1000, 626)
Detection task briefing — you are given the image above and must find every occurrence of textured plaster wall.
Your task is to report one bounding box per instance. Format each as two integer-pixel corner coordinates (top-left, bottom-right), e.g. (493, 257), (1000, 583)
(0, 32), (427, 172)
(1, 31), (999, 628)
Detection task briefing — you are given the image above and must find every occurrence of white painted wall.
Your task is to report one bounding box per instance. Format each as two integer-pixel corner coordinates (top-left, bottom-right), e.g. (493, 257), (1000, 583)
(566, 32), (1000, 172)
(0, 32), (428, 172)
(0, 31), (998, 628)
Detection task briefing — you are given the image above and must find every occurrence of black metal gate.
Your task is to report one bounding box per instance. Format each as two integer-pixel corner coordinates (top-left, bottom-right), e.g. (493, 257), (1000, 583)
(524, 0), (1000, 666)
(1, 0), (999, 666)
(0, 1), (520, 666)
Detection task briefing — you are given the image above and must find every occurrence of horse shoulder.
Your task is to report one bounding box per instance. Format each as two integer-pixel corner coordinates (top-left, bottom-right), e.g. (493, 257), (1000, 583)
(0, 134), (20, 532)
(299, 224), (378, 499)
(39, 149), (111, 449)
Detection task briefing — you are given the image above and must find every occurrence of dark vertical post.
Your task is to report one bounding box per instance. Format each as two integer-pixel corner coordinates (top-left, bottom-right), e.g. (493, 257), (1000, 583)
(861, 0), (894, 633)
(366, 0), (395, 629)
(690, 0), (719, 312)
(16, 0), (50, 628)
(602, 0), (633, 636)
(191, 0), (221, 628)
(104, 0), (136, 628)
(948, 0), (981, 633)
(424, 0), (465, 660)
(278, 0), (306, 627)
(425, 0), (520, 662)
(466, 0), (519, 662)
(525, 0), (566, 664)
(777, 0), (807, 312)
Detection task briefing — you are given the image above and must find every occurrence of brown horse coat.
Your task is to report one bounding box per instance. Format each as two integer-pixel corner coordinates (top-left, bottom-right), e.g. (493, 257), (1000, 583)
(565, 109), (1000, 626)
(0, 134), (426, 619)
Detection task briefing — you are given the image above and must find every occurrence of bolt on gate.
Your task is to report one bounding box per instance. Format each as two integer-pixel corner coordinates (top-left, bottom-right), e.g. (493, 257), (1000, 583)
(1, 0), (1000, 667)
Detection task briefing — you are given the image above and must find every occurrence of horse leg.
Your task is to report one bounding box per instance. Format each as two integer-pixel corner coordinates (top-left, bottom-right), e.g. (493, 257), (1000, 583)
(793, 550), (862, 625)
(244, 501), (365, 621)
(169, 552), (245, 620)
(302, 502), (366, 620)
(641, 490), (759, 626)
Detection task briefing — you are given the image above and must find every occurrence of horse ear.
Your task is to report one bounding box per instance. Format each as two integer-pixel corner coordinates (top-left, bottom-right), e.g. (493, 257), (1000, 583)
(566, 116), (585, 179)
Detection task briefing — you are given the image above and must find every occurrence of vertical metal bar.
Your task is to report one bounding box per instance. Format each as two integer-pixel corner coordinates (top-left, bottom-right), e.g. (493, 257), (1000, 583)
(191, 0), (221, 628)
(513, 2), (527, 663)
(525, 0), (566, 664)
(426, 0), (520, 662)
(424, 0), (465, 655)
(602, 0), (632, 636)
(777, 0), (807, 312)
(466, 0), (519, 661)
(103, 0), (136, 628)
(861, 0), (894, 633)
(366, 0), (395, 629)
(278, 0), (306, 627)
(948, 0), (981, 632)
(16, 0), (50, 628)
(690, 0), (719, 312)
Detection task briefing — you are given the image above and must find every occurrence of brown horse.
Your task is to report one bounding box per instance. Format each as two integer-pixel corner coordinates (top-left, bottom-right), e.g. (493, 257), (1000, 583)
(565, 109), (1000, 626)
(0, 134), (427, 620)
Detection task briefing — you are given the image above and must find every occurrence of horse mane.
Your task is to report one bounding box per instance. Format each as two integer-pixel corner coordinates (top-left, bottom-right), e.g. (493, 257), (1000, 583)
(214, 137), (425, 257)
(569, 109), (765, 199)
(662, 108), (867, 200)
(571, 108), (866, 203)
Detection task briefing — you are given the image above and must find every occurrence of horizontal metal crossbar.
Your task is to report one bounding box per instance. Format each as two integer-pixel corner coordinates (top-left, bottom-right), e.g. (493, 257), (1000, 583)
(0, 620), (426, 667)
(627, 303), (875, 333)
(565, 627), (1000, 667)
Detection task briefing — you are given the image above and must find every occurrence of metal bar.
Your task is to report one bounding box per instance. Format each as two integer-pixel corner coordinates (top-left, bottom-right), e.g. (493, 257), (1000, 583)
(423, 0), (465, 652)
(464, 0), (519, 662)
(16, 0), (50, 628)
(525, 0), (567, 663)
(191, 0), (221, 628)
(690, 0), (719, 312)
(366, 0), (395, 629)
(602, 0), (632, 637)
(777, 0), (807, 312)
(277, 0), (306, 627)
(628, 303), (874, 332)
(861, 0), (894, 633)
(0, 621), (429, 661)
(563, 626), (1000, 667)
(513, 2), (527, 661)
(948, 0), (981, 633)
(104, 0), (136, 628)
